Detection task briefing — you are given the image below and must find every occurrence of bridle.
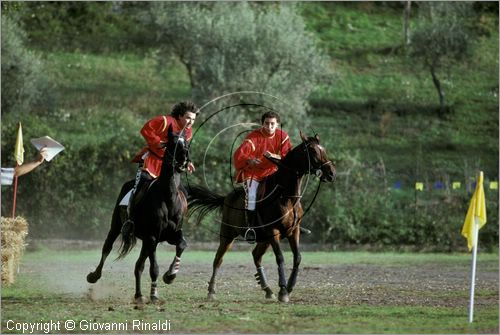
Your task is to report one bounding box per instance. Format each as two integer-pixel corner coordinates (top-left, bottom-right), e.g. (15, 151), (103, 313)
(164, 136), (189, 172)
(313, 160), (334, 178)
(296, 141), (334, 178)
(268, 140), (333, 180)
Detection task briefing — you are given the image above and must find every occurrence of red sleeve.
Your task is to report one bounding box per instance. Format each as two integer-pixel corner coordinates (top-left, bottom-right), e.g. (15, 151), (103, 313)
(233, 138), (255, 170)
(141, 115), (168, 157)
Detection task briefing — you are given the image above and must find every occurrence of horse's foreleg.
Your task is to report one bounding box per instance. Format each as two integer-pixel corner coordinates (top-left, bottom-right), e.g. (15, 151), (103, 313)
(207, 236), (234, 300)
(148, 243), (160, 303)
(252, 242), (274, 299)
(134, 244), (149, 304)
(270, 233), (289, 303)
(286, 228), (302, 294)
(86, 207), (122, 283)
(163, 229), (187, 285)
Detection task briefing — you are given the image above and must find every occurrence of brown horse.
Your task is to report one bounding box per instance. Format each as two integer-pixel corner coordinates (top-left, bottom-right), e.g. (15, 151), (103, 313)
(188, 131), (336, 302)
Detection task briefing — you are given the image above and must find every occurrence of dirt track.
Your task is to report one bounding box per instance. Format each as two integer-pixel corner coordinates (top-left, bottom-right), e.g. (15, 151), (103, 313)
(88, 258), (499, 309)
(300, 263), (498, 307)
(168, 261), (499, 308)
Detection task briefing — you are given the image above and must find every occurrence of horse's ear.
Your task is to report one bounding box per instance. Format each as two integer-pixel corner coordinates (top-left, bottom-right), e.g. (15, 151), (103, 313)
(299, 130), (307, 142)
(315, 133), (320, 142)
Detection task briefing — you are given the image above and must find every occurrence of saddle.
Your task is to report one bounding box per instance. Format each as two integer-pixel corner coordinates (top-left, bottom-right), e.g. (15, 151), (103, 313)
(119, 177), (154, 207)
(132, 178), (154, 208)
(256, 181), (267, 203)
(236, 180), (268, 208)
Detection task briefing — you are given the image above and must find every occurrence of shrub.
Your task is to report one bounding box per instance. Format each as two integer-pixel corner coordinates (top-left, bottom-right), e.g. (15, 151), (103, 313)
(1, 16), (50, 115)
(145, 2), (330, 130)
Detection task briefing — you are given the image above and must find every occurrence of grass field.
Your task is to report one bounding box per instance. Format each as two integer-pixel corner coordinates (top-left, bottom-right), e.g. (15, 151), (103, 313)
(1, 244), (498, 334)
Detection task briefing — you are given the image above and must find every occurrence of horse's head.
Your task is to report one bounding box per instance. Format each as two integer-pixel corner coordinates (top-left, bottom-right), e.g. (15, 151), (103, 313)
(299, 131), (336, 183)
(164, 125), (190, 173)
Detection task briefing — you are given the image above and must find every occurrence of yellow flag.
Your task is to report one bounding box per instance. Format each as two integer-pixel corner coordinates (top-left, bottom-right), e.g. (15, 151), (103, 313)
(461, 172), (487, 251)
(14, 122), (24, 165)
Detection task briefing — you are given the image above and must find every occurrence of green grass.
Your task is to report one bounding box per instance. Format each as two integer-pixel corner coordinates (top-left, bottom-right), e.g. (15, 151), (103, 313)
(19, 247), (499, 265)
(1, 248), (498, 333)
(44, 51), (191, 115)
(300, 2), (403, 59)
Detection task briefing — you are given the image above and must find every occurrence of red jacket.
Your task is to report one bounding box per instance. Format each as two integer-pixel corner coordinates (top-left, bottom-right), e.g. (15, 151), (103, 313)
(233, 128), (291, 183)
(134, 115), (192, 178)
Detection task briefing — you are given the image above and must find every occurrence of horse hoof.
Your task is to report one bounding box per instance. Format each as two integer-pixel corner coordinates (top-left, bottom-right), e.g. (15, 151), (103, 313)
(163, 273), (176, 285)
(264, 288), (275, 299)
(86, 272), (100, 284)
(265, 292), (276, 300)
(207, 292), (216, 301)
(134, 296), (146, 305)
(278, 288), (289, 303)
(150, 296), (160, 304)
(278, 293), (289, 303)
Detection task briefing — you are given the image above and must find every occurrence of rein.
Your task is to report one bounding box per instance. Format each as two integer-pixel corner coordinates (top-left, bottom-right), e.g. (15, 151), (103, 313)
(159, 146), (188, 170)
(320, 160), (334, 167)
(274, 150), (332, 178)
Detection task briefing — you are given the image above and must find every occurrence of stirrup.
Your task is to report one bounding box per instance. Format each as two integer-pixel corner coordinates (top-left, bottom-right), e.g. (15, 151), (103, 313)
(244, 228), (256, 244)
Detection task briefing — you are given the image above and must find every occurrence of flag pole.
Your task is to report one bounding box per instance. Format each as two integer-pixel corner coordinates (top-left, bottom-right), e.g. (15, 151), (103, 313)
(462, 170), (487, 323)
(468, 218), (480, 323)
(12, 122), (24, 218)
(11, 167), (19, 218)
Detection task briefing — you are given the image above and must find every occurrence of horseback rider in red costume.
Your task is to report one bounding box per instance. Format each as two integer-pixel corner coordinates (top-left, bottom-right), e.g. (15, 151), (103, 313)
(233, 111), (292, 241)
(121, 101), (199, 235)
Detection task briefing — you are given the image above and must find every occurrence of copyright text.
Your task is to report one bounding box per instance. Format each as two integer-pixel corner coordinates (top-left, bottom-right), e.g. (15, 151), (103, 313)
(5, 319), (172, 333)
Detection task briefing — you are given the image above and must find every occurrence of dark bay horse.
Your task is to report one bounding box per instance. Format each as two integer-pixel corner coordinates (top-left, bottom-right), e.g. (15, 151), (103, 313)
(87, 125), (190, 304)
(188, 132), (336, 302)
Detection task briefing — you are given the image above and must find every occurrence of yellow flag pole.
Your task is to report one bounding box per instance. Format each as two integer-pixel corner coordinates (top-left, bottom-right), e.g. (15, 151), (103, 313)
(463, 171), (487, 323)
(12, 122), (24, 218)
(12, 167), (19, 218)
(468, 217), (479, 323)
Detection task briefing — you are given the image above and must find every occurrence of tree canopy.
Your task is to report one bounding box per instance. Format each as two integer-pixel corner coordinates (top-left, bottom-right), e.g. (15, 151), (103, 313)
(144, 2), (330, 127)
(409, 2), (474, 115)
(1, 16), (48, 115)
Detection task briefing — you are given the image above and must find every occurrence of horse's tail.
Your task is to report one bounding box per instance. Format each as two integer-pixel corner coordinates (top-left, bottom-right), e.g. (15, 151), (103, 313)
(117, 228), (137, 259)
(187, 184), (225, 224)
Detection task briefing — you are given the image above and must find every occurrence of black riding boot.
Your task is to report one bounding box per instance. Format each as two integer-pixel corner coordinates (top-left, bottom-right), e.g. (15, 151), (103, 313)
(121, 195), (136, 237)
(121, 170), (150, 236)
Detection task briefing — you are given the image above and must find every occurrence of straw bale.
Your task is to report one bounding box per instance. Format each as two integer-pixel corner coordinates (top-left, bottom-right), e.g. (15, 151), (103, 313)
(1, 216), (29, 285)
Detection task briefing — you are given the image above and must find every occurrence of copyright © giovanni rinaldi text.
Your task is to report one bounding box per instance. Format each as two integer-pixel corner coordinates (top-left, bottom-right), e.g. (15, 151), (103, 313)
(5, 319), (171, 333)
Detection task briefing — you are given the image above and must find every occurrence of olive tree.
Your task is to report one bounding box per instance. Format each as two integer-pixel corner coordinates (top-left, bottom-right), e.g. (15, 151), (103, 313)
(410, 2), (473, 116)
(143, 2), (330, 127)
(1, 16), (48, 115)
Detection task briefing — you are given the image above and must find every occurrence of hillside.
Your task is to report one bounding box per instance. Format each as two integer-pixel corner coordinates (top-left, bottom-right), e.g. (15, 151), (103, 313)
(301, 3), (498, 183)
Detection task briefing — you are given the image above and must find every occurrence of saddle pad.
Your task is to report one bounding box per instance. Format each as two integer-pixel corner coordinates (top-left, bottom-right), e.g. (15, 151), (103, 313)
(118, 178), (157, 207)
(119, 189), (132, 206)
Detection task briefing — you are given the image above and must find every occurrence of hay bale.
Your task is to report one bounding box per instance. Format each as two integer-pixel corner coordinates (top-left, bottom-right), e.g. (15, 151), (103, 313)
(1, 216), (28, 286)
